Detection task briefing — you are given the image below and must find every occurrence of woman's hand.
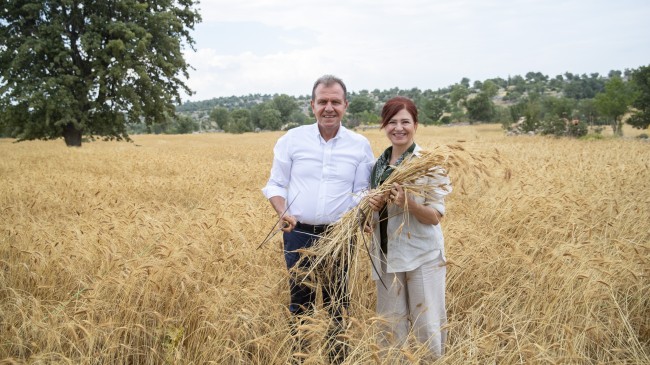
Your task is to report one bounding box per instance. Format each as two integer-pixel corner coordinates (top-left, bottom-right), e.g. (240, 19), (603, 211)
(389, 182), (442, 225)
(368, 189), (388, 212)
(389, 183), (406, 208)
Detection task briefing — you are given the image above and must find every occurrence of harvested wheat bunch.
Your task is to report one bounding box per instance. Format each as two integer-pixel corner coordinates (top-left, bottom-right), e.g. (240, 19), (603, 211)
(290, 143), (500, 301)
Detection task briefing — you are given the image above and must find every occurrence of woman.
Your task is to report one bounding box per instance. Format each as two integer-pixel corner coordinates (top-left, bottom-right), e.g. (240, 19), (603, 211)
(367, 96), (451, 358)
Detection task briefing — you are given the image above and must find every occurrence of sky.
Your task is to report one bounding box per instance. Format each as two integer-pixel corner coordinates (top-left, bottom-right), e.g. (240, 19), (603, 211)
(181, 0), (650, 102)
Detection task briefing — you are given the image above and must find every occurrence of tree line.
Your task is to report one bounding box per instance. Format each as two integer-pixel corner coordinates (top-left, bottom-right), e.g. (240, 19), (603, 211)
(163, 66), (649, 138)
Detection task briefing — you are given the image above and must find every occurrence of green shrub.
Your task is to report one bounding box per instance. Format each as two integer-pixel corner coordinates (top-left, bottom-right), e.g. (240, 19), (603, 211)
(539, 116), (567, 136)
(567, 120), (588, 138)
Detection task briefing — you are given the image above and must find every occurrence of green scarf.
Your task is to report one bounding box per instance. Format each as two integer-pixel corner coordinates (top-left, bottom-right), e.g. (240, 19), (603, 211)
(370, 142), (416, 189)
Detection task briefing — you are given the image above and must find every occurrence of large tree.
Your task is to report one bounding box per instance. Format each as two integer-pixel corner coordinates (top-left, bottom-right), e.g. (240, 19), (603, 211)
(628, 65), (650, 130)
(272, 94), (298, 123)
(594, 76), (636, 136)
(209, 107), (230, 131)
(347, 95), (377, 126)
(421, 97), (448, 125)
(347, 95), (376, 115)
(466, 92), (495, 123)
(0, 0), (201, 146)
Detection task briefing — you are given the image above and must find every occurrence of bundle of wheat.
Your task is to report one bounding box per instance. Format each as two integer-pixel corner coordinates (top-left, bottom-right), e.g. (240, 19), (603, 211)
(291, 143), (499, 303)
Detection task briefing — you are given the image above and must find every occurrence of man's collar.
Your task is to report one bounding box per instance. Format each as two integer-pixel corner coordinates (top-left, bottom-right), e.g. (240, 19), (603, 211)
(314, 122), (345, 141)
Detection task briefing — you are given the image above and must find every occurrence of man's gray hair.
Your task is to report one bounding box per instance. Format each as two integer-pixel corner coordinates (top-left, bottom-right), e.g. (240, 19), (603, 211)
(311, 75), (347, 101)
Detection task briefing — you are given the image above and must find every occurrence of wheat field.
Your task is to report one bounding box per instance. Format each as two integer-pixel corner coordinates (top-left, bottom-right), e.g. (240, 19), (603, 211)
(1, 124), (648, 364)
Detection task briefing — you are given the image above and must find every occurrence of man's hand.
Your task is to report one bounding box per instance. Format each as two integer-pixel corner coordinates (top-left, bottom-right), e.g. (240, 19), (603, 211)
(363, 220), (374, 233)
(269, 196), (297, 233)
(279, 214), (297, 232)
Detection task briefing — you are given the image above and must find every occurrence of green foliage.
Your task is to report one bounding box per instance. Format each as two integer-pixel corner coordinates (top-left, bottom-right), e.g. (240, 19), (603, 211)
(507, 96), (542, 133)
(272, 94), (299, 123)
(126, 114), (200, 135)
(508, 94), (589, 138)
(450, 109), (467, 124)
(466, 93), (495, 123)
(171, 115), (199, 134)
(347, 95), (378, 127)
(357, 111), (381, 125)
(482, 80), (499, 98)
(177, 94), (280, 113)
(539, 116), (569, 137)
(209, 107), (230, 130)
(449, 84), (469, 108)
(421, 97), (448, 125)
(0, 0), (201, 146)
(503, 90), (523, 102)
(566, 120), (588, 138)
(122, 66), (647, 135)
(563, 73), (605, 99)
(508, 75), (526, 93)
(493, 105), (511, 125)
(224, 109), (252, 134)
(288, 110), (308, 126)
(594, 76), (636, 136)
(509, 101), (527, 124)
(576, 99), (601, 125)
(348, 95), (376, 115)
(548, 75), (564, 91)
(522, 101), (541, 132)
(259, 107), (282, 130)
(628, 65), (650, 130)
(541, 96), (575, 119)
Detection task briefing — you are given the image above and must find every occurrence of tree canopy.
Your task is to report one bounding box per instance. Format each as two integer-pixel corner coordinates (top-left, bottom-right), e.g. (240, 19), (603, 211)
(0, 0), (201, 146)
(628, 65), (650, 130)
(594, 76), (636, 136)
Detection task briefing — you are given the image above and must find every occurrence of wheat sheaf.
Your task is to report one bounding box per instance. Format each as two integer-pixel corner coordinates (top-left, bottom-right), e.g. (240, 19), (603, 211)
(291, 143), (501, 302)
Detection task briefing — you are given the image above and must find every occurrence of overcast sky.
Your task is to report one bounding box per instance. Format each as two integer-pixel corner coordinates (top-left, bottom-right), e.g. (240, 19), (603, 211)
(181, 0), (650, 102)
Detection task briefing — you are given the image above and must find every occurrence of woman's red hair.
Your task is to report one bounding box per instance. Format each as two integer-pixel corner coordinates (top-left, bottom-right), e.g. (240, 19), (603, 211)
(380, 96), (419, 128)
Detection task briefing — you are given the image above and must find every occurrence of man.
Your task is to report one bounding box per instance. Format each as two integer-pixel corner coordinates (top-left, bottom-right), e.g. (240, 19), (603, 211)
(262, 75), (374, 361)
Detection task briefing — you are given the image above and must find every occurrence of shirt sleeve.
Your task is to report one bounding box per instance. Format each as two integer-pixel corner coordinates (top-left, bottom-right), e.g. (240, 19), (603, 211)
(423, 167), (452, 216)
(262, 134), (292, 200)
(350, 138), (375, 206)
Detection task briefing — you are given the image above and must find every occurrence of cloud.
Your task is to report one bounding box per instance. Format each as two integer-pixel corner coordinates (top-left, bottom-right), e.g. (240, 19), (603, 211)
(182, 0), (650, 101)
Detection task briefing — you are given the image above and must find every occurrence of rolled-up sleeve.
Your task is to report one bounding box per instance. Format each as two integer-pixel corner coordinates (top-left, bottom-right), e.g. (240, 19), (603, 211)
(262, 135), (292, 200)
(424, 167), (452, 216)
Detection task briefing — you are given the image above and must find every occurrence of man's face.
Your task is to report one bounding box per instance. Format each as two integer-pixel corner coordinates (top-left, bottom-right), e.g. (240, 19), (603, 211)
(311, 83), (348, 133)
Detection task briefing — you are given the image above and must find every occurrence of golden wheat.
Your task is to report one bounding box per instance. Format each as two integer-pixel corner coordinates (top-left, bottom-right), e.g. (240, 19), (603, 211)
(1, 124), (648, 364)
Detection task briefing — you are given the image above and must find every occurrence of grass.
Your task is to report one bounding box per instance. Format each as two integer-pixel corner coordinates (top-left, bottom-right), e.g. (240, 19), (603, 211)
(1, 124), (648, 364)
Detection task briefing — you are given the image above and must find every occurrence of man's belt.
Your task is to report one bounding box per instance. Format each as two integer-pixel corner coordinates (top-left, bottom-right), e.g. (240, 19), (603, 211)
(295, 222), (331, 235)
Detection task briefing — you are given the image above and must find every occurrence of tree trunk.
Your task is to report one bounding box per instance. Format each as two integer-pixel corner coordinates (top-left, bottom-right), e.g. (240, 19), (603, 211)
(63, 123), (82, 147)
(613, 118), (624, 137)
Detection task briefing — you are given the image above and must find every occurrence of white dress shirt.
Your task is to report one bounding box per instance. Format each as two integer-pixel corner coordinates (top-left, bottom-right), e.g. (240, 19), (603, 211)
(262, 123), (374, 225)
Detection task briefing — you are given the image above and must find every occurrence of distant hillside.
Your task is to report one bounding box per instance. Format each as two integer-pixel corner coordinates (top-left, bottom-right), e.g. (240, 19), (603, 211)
(151, 66), (649, 137)
(176, 69), (632, 115)
(177, 93), (311, 113)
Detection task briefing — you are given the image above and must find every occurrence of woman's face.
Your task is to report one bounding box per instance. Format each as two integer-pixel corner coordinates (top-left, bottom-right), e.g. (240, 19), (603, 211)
(384, 108), (416, 148)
